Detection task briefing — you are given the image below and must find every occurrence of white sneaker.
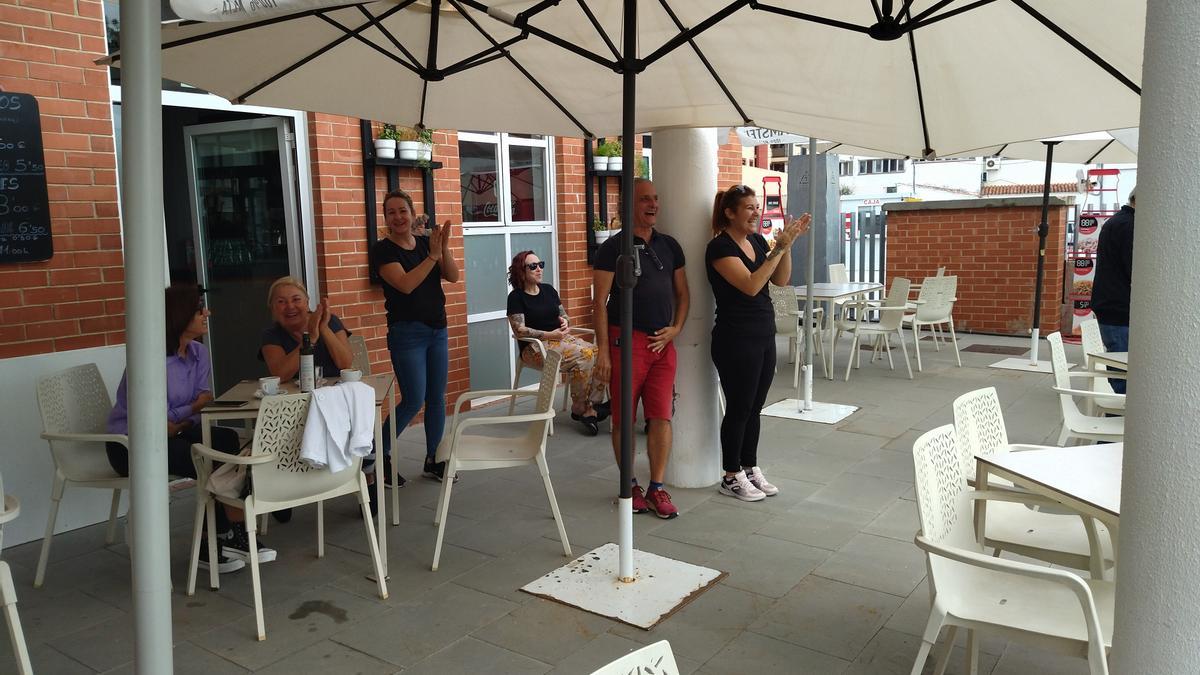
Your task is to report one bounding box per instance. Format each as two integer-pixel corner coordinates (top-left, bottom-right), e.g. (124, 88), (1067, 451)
(745, 466), (779, 496)
(719, 471), (766, 502)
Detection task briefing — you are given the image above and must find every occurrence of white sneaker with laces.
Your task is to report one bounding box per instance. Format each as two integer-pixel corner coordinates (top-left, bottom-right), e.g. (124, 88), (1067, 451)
(718, 470), (766, 502)
(745, 466), (779, 496)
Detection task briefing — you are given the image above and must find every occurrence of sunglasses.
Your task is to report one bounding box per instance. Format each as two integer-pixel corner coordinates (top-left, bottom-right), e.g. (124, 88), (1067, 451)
(728, 184), (753, 195)
(636, 244), (664, 271)
(525, 261), (546, 271)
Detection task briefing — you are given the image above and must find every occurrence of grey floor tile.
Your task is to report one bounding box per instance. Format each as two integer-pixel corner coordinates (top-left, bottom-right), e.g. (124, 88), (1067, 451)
(253, 639), (399, 675)
(838, 413), (912, 439)
(648, 502), (773, 551)
(707, 534), (828, 599)
(861, 499), (920, 543)
(748, 575), (902, 660)
(609, 584), (773, 664)
(101, 641), (250, 674)
(757, 501), (877, 551)
(801, 430), (889, 461)
(748, 448), (859, 486)
(845, 627), (1000, 675)
(699, 630), (850, 674)
(807, 473), (911, 513)
(545, 633), (650, 675)
(450, 546), (578, 604)
(0, 642), (95, 675)
(991, 640), (1091, 675)
(13, 586), (124, 646)
(883, 428), (924, 452)
(405, 637), (550, 675)
(472, 598), (616, 664)
(813, 533), (926, 597)
(707, 476), (823, 516)
(846, 449), (916, 484)
(330, 582), (519, 668)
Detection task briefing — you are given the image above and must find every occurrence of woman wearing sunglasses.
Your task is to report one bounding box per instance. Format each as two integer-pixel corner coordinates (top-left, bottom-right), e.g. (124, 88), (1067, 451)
(507, 250), (609, 435)
(706, 185), (811, 501)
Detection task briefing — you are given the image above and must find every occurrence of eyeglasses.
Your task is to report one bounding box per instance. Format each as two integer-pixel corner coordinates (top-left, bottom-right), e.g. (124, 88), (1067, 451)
(525, 261), (546, 271)
(636, 244), (664, 271)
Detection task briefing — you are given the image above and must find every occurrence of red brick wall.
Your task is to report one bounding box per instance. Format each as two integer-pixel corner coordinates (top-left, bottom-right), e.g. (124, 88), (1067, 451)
(555, 137), (593, 329)
(0, 0), (122, 358)
(717, 128), (742, 189)
(885, 203), (1067, 334)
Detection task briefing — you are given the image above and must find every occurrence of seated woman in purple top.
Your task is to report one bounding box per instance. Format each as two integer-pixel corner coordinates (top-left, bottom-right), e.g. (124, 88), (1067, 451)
(106, 284), (272, 573)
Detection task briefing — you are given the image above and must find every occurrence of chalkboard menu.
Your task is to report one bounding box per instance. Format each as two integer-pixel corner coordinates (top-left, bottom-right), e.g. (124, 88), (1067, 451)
(0, 93), (52, 263)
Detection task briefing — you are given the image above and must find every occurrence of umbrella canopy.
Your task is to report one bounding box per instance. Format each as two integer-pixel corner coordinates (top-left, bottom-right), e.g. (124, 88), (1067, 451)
(144, 0), (1143, 155)
(952, 128), (1139, 164)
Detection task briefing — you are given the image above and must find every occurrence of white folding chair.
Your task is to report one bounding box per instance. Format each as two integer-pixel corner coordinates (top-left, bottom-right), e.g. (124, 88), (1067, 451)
(903, 275), (961, 371)
(187, 393), (387, 640)
(34, 363), (129, 588)
(432, 350), (570, 571)
(953, 387), (1112, 578)
(0, 471), (32, 675)
(768, 283), (825, 386)
(588, 640), (678, 675)
(840, 277), (912, 381)
(910, 425), (1113, 675)
(1047, 333), (1124, 445)
(1078, 319), (1126, 415)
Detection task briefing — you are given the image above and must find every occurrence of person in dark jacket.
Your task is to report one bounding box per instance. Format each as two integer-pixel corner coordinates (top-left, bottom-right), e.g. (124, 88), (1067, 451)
(1089, 187), (1135, 394)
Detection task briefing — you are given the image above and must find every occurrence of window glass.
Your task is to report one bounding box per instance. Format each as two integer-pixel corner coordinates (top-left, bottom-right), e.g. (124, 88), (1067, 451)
(460, 140), (501, 223)
(508, 144), (547, 222)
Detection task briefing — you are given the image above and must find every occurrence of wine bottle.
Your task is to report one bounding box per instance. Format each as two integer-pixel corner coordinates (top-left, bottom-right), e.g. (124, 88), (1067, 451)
(299, 332), (315, 392)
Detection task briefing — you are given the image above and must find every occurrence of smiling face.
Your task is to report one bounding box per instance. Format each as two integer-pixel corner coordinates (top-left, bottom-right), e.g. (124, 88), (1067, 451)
(633, 180), (658, 229)
(725, 195), (761, 234)
(183, 304), (210, 340)
(523, 254), (544, 287)
(384, 194), (414, 237)
(270, 284), (310, 332)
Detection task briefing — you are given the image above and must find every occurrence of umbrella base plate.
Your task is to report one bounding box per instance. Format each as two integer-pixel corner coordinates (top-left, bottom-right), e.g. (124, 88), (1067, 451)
(988, 357), (1072, 374)
(761, 399), (859, 425)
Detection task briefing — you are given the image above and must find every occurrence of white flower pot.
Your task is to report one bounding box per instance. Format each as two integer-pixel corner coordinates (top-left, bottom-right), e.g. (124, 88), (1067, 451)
(419, 143), (433, 161)
(397, 140), (420, 160)
(592, 158), (608, 172)
(607, 157), (623, 172)
(374, 138), (396, 159)
(594, 229), (612, 245)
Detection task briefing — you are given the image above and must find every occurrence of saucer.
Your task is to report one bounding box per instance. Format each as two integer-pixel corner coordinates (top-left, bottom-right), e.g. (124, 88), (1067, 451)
(254, 389), (280, 399)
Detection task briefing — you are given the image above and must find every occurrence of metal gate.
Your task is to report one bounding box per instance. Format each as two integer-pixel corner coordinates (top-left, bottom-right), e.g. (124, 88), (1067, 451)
(842, 207), (887, 283)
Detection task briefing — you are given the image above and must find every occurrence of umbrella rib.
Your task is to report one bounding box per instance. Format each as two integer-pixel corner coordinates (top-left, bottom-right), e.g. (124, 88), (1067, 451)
(355, 4), (425, 73)
(440, 37), (526, 76)
(869, 0), (884, 23)
(460, 0), (616, 70)
(1009, 0), (1140, 95)
(427, 0), (442, 71)
(1085, 139), (1114, 166)
(907, 0), (957, 25)
(751, 3), (871, 35)
(448, 0), (594, 137)
(655, 0), (752, 125)
(905, 24), (934, 158)
(159, 2), (368, 56)
(317, 13), (424, 75)
(642, 0), (752, 69)
(906, 0), (997, 31)
(576, 0), (622, 60)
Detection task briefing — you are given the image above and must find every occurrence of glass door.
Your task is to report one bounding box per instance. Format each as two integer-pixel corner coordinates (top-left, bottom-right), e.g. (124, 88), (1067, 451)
(184, 118), (302, 392)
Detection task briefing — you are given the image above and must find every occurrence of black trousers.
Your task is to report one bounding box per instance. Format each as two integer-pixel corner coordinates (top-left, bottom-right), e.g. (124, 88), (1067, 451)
(711, 330), (776, 474)
(106, 424), (241, 479)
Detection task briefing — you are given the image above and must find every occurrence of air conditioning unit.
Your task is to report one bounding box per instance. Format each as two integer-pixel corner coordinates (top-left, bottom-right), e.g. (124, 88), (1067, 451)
(983, 157), (1002, 172)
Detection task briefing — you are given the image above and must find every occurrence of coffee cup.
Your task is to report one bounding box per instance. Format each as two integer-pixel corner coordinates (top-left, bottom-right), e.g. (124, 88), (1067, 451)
(259, 376), (281, 395)
(340, 369), (362, 382)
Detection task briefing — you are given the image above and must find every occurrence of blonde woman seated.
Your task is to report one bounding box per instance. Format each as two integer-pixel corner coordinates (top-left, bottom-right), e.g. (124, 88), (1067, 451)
(507, 251), (608, 436)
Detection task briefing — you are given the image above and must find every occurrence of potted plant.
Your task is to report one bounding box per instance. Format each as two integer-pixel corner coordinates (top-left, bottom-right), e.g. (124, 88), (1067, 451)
(591, 141), (609, 171)
(417, 127), (434, 162)
(374, 123), (400, 159)
(592, 216), (611, 244)
(397, 126), (421, 160)
(600, 140), (623, 171)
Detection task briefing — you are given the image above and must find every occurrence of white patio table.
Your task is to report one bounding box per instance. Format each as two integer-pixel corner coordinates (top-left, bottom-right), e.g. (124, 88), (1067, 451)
(1087, 351), (1129, 371)
(794, 282), (883, 380)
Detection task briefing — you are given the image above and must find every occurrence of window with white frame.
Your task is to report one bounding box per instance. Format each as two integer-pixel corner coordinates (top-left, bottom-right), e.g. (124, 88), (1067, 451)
(857, 158), (906, 174)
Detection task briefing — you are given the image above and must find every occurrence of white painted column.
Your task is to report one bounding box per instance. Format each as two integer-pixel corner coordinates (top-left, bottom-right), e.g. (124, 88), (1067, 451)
(1111, 2), (1200, 670)
(655, 128), (721, 488)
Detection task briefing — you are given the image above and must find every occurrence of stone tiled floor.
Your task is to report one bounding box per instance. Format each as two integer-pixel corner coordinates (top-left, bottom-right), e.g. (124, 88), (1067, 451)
(0, 333), (1100, 673)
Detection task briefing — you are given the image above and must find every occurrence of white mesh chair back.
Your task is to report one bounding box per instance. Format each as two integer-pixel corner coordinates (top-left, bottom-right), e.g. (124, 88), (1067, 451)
(768, 283), (799, 334)
(912, 424), (978, 554)
(914, 275), (957, 322)
(524, 350), (563, 446)
(875, 277), (911, 330)
(936, 266), (946, 276)
(588, 640), (678, 675)
(249, 393), (357, 505)
(1079, 320), (1105, 364)
(36, 363), (121, 480)
(348, 334), (372, 375)
(828, 263), (848, 284)
(952, 387), (1009, 478)
(1047, 331), (1093, 433)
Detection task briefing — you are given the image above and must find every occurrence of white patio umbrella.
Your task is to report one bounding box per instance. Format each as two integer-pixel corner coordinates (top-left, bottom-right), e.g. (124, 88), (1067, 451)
(111, 5), (1147, 657)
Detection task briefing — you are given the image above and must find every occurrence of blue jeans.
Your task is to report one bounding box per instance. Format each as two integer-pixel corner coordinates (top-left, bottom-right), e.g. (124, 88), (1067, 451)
(1097, 323), (1128, 394)
(386, 320), (449, 461)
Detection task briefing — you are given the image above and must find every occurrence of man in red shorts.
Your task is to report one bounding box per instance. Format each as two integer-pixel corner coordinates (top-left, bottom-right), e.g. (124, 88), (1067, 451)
(593, 178), (690, 519)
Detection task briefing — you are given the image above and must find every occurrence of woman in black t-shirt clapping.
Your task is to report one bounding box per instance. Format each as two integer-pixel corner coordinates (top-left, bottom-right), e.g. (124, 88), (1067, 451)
(706, 185), (810, 502)
(507, 250), (608, 436)
(370, 189), (461, 482)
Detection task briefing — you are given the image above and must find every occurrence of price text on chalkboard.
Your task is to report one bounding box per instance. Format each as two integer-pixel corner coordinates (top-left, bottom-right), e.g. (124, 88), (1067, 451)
(0, 93), (52, 263)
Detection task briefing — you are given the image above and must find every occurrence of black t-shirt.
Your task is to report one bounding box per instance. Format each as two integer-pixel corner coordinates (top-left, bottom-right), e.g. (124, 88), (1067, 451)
(370, 236), (447, 328)
(507, 283), (562, 332)
(258, 314), (350, 375)
(705, 231), (775, 337)
(595, 229), (685, 334)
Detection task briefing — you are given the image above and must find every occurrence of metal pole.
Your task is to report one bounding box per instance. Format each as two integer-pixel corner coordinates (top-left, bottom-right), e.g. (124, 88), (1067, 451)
(802, 138), (817, 410)
(120, 1), (174, 672)
(1030, 141), (1057, 364)
(616, 0), (637, 582)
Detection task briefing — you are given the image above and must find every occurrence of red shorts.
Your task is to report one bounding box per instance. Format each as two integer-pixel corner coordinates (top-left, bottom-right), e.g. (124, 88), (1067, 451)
(608, 327), (677, 428)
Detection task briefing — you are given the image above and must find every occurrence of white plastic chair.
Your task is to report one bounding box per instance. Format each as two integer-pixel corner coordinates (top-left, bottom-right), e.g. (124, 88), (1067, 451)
(588, 640), (678, 675)
(952, 388), (1112, 578)
(1078, 320), (1126, 415)
(508, 329), (592, 435)
(768, 283), (825, 386)
(840, 277), (913, 381)
(910, 425), (1113, 675)
(432, 350), (570, 571)
(0, 471), (33, 675)
(187, 393), (387, 640)
(1047, 332), (1124, 445)
(907, 265), (946, 295)
(348, 333), (372, 375)
(34, 363), (129, 588)
(903, 275), (961, 371)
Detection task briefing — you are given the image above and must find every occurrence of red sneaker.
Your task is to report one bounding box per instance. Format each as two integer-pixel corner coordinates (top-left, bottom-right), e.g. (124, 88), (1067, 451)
(631, 485), (650, 513)
(645, 488), (679, 519)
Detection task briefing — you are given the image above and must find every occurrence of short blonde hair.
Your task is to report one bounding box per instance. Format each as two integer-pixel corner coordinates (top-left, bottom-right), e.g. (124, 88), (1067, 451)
(267, 276), (309, 308)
